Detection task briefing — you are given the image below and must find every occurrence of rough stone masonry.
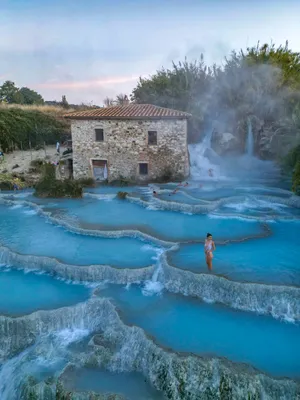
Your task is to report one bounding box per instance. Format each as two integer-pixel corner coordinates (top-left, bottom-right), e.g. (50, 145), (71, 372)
(71, 118), (190, 182)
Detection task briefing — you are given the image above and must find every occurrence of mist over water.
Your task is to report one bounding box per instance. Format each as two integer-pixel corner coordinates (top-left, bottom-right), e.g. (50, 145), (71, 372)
(189, 119), (281, 183)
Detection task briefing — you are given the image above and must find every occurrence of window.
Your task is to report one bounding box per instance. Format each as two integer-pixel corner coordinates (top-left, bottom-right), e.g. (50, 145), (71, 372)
(148, 131), (157, 145)
(95, 128), (104, 142)
(139, 163), (148, 175)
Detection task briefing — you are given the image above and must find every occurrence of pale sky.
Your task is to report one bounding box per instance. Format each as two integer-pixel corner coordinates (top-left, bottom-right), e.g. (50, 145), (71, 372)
(1, 0), (300, 105)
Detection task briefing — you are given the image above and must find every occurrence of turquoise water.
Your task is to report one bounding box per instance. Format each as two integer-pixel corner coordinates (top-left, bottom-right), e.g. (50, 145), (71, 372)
(0, 179), (300, 398)
(0, 268), (90, 316)
(168, 221), (300, 285)
(62, 368), (165, 399)
(99, 284), (300, 378)
(0, 204), (158, 268)
(44, 197), (264, 241)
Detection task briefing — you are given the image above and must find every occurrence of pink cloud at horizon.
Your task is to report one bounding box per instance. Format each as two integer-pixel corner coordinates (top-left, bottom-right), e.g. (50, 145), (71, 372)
(37, 75), (141, 90)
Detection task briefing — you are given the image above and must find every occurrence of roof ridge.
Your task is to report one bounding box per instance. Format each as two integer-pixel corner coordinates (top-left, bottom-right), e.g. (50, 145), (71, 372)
(64, 103), (191, 120)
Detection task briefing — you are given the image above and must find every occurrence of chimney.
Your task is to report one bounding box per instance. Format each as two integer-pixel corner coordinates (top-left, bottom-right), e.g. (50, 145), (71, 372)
(124, 95), (129, 105)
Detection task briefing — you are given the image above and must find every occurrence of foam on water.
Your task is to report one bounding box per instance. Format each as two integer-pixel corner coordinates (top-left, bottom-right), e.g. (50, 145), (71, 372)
(0, 327), (91, 399)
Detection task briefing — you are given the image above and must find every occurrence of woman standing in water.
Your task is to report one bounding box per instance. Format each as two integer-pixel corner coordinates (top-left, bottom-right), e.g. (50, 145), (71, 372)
(204, 233), (215, 270)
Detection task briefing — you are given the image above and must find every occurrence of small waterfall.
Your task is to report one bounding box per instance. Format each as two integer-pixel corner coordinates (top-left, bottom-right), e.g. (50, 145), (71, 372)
(189, 130), (221, 180)
(246, 118), (254, 156)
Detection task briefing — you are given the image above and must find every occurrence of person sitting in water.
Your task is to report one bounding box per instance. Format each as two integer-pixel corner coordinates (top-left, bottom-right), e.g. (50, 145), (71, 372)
(153, 190), (157, 196)
(204, 233), (216, 271)
(184, 182), (189, 187)
(208, 169), (214, 177)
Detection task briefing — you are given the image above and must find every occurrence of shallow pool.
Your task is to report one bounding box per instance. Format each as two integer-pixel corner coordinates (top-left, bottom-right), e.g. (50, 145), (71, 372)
(62, 367), (165, 400)
(168, 221), (300, 285)
(0, 268), (90, 316)
(0, 180), (299, 398)
(99, 283), (300, 378)
(0, 204), (158, 268)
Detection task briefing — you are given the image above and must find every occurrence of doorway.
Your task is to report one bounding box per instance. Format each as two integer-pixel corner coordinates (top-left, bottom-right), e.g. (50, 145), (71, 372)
(91, 159), (108, 181)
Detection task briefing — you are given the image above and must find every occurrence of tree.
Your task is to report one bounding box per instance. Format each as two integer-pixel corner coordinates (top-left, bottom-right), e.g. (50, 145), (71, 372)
(0, 81), (20, 103)
(115, 94), (129, 105)
(61, 95), (69, 109)
(103, 97), (115, 107)
(19, 87), (44, 105)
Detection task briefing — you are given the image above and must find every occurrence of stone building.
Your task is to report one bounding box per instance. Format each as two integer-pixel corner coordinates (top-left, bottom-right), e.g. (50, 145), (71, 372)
(64, 104), (191, 182)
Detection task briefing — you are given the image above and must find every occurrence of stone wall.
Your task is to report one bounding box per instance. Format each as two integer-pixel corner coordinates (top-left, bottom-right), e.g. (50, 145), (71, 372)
(71, 118), (189, 182)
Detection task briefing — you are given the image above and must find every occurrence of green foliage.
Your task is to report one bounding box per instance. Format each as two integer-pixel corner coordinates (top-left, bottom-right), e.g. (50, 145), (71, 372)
(282, 144), (300, 170)
(292, 160), (300, 195)
(0, 81), (44, 105)
(131, 42), (300, 147)
(117, 191), (128, 199)
(30, 158), (44, 172)
(35, 163), (83, 198)
(0, 173), (27, 189)
(0, 108), (67, 152)
(19, 87), (44, 105)
(0, 81), (19, 103)
(61, 95), (69, 109)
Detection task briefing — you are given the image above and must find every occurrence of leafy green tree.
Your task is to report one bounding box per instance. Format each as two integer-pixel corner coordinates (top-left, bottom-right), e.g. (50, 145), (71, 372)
(0, 81), (20, 103)
(19, 87), (44, 105)
(61, 95), (69, 109)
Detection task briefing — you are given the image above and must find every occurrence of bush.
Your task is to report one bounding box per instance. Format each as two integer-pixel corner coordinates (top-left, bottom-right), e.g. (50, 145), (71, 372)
(41, 163), (56, 179)
(282, 145), (300, 171)
(30, 159), (44, 173)
(35, 178), (83, 198)
(35, 163), (83, 198)
(34, 144), (44, 151)
(292, 160), (300, 195)
(117, 191), (128, 199)
(0, 173), (27, 190)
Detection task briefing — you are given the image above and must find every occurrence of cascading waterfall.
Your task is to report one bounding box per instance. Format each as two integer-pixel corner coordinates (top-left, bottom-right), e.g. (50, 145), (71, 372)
(188, 130), (222, 180)
(188, 118), (280, 182)
(246, 118), (254, 156)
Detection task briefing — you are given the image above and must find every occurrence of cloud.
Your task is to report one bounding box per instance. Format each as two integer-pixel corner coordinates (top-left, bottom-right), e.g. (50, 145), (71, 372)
(1, 0), (300, 105)
(37, 75), (139, 90)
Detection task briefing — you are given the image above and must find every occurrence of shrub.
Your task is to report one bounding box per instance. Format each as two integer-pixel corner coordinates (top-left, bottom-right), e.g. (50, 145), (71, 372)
(292, 160), (300, 195)
(35, 163), (83, 198)
(117, 191), (128, 199)
(30, 159), (44, 173)
(282, 144), (300, 171)
(0, 173), (27, 190)
(35, 178), (83, 198)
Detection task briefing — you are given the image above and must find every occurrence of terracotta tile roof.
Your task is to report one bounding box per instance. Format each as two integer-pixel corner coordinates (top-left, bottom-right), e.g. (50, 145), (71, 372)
(64, 104), (191, 120)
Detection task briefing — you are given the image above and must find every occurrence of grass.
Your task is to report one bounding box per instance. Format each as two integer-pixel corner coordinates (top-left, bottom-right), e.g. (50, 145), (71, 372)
(0, 103), (75, 117)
